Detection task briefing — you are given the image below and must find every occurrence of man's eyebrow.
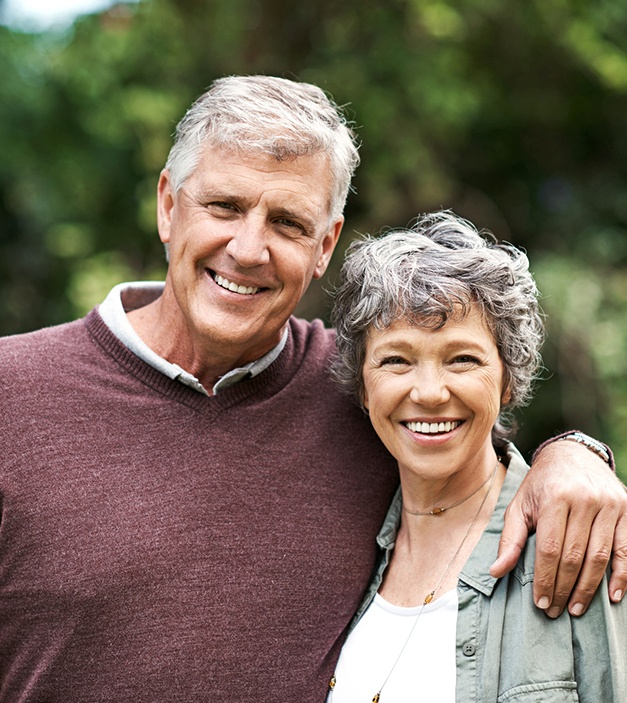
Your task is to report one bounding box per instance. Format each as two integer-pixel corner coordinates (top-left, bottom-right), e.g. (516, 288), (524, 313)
(194, 189), (239, 202)
(191, 191), (321, 232)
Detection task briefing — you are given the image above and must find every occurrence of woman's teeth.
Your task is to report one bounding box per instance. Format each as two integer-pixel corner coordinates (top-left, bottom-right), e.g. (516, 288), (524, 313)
(404, 420), (462, 434)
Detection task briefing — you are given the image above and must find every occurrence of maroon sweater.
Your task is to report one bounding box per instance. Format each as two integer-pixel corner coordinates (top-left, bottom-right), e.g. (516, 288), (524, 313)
(0, 310), (398, 702)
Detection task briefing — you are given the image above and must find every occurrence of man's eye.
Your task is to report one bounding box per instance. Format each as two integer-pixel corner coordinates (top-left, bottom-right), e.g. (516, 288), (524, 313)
(275, 218), (304, 232)
(205, 200), (237, 216)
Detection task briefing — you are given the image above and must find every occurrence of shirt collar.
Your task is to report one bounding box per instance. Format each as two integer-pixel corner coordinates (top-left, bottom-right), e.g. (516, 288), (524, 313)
(458, 446), (528, 596)
(98, 281), (288, 396)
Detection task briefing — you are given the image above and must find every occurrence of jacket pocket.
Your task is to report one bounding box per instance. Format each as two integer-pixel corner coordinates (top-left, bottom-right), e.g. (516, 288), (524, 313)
(498, 680), (578, 702)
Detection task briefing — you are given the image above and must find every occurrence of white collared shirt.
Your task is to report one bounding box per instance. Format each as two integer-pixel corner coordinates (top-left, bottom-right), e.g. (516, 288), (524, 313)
(98, 281), (288, 396)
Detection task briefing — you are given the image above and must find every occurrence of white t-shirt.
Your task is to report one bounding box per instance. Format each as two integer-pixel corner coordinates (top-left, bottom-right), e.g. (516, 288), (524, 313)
(330, 589), (458, 702)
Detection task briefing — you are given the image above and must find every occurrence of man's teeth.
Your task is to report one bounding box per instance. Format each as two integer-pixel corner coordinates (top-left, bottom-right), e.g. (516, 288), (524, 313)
(405, 420), (461, 434)
(214, 273), (259, 295)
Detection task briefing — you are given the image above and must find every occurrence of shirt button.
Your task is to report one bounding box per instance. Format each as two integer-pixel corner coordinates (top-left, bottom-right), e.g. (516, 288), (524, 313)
(462, 642), (476, 656)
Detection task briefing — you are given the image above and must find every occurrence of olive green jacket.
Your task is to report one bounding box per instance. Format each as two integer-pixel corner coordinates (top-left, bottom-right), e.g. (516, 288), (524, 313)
(346, 446), (627, 702)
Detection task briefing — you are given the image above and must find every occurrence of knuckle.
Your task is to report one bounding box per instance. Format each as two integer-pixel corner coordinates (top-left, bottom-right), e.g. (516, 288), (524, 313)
(497, 531), (514, 547)
(573, 491), (602, 511)
(612, 546), (627, 577)
(533, 572), (555, 590)
(537, 538), (562, 561)
(611, 568), (627, 584)
(599, 495), (623, 515)
(587, 545), (612, 568)
(573, 582), (597, 599)
(552, 589), (572, 603)
(560, 545), (586, 569)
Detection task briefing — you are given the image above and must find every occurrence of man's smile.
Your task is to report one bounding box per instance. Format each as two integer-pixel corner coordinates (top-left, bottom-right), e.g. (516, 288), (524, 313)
(210, 271), (262, 296)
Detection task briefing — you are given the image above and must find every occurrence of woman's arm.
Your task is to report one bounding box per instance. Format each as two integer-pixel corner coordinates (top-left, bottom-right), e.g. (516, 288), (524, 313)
(490, 437), (627, 618)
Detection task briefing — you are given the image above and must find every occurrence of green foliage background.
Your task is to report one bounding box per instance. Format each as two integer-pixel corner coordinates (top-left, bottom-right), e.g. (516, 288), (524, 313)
(1, 0), (626, 477)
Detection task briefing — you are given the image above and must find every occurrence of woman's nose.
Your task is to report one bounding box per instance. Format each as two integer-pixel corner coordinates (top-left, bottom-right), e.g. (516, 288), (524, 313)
(408, 367), (450, 406)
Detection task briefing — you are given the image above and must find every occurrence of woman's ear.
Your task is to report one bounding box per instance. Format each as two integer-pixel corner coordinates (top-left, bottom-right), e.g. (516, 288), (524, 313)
(362, 385), (369, 411)
(501, 384), (512, 405)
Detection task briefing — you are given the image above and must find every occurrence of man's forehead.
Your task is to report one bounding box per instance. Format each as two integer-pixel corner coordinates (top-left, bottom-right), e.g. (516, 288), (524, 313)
(189, 144), (335, 217)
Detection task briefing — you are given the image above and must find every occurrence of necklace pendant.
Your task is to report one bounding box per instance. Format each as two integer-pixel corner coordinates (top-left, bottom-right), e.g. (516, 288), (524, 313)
(373, 693), (381, 702)
(430, 507), (445, 515)
(328, 675), (336, 690)
(424, 591), (434, 605)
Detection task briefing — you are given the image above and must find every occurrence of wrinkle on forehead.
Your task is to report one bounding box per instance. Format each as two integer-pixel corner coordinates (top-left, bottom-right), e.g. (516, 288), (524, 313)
(186, 147), (334, 228)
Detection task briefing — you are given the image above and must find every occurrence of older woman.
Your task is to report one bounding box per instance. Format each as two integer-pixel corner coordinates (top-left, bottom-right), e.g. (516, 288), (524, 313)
(327, 211), (626, 702)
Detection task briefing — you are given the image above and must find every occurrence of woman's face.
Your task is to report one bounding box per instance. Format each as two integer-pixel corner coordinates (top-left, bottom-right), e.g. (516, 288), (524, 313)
(362, 306), (508, 484)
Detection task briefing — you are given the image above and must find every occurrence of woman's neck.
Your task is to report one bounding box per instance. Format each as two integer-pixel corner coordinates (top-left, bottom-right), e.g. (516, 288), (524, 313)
(380, 458), (506, 607)
(398, 446), (500, 515)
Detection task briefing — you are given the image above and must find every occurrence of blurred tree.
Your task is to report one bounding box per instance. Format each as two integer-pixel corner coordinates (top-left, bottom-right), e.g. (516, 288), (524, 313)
(0, 0), (626, 475)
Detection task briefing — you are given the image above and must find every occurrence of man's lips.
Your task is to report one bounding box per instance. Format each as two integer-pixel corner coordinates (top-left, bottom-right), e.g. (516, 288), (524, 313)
(210, 271), (262, 295)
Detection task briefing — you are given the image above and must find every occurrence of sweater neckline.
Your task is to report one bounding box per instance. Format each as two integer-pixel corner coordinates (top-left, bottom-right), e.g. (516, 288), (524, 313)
(84, 307), (297, 414)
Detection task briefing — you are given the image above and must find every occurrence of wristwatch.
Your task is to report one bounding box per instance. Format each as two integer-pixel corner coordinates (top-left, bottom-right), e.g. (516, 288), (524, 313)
(557, 431), (612, 466)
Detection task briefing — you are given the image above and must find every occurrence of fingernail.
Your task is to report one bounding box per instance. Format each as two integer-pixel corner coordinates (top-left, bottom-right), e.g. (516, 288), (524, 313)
(613, 589), (623, 602)
(547, 606), (561, 618)
(537, 596), (550, 609)
(570, 602), (584, 616)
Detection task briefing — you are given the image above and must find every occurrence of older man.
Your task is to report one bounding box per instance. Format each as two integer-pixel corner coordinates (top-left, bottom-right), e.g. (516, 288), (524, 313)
(0, 75), (625, 702)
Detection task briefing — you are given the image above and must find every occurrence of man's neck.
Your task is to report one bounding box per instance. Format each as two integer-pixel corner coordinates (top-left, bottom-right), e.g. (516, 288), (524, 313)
(125, 301), (221, 392)
(125, 293), (286, 393)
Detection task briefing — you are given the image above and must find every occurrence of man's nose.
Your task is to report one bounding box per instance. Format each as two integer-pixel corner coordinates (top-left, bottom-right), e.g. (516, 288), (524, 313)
(225, 217), (271, 267)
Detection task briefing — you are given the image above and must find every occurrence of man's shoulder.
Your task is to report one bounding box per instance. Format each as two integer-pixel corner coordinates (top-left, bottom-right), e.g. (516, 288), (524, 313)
(0, 316), (87, 347)
(285, 316), (340, 384)
(0, 315), (91, 372)
(288, 316), (335, 351)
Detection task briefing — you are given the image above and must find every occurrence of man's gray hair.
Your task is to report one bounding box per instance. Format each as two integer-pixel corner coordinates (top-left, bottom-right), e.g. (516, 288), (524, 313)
(331, 210), (545, 446)
(165, 75), (360, 221)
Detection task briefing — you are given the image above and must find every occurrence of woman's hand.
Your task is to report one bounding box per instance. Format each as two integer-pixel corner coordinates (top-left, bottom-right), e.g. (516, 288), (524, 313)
(490, 439), (627, 617)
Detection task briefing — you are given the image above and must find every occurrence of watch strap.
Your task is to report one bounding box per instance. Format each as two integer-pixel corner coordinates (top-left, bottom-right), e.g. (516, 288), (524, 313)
(532, 431), (615, 471)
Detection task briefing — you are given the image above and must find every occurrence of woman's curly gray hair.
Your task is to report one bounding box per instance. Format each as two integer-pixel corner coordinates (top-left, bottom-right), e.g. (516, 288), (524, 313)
(331, 210), (545, 447)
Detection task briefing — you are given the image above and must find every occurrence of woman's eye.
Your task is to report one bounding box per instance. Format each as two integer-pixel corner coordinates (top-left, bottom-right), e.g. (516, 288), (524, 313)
(381, 356), (409, 366)
(452, 355), (479, 365)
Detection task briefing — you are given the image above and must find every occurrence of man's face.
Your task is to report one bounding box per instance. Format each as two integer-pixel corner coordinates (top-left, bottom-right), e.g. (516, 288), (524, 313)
(157, 145), (343, 365)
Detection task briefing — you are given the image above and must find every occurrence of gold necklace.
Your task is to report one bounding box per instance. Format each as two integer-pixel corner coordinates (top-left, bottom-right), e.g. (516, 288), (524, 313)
(328, 458), (500, 703)
(402, 461), (498, 516)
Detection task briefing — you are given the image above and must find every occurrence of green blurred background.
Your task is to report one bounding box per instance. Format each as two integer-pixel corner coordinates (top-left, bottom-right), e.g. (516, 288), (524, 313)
(1, 0), (626, 478)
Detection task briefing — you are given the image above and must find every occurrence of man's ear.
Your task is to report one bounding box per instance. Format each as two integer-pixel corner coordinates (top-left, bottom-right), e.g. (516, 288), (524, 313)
(313, 217), (344, 280)
(157, 169), (175, 245)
